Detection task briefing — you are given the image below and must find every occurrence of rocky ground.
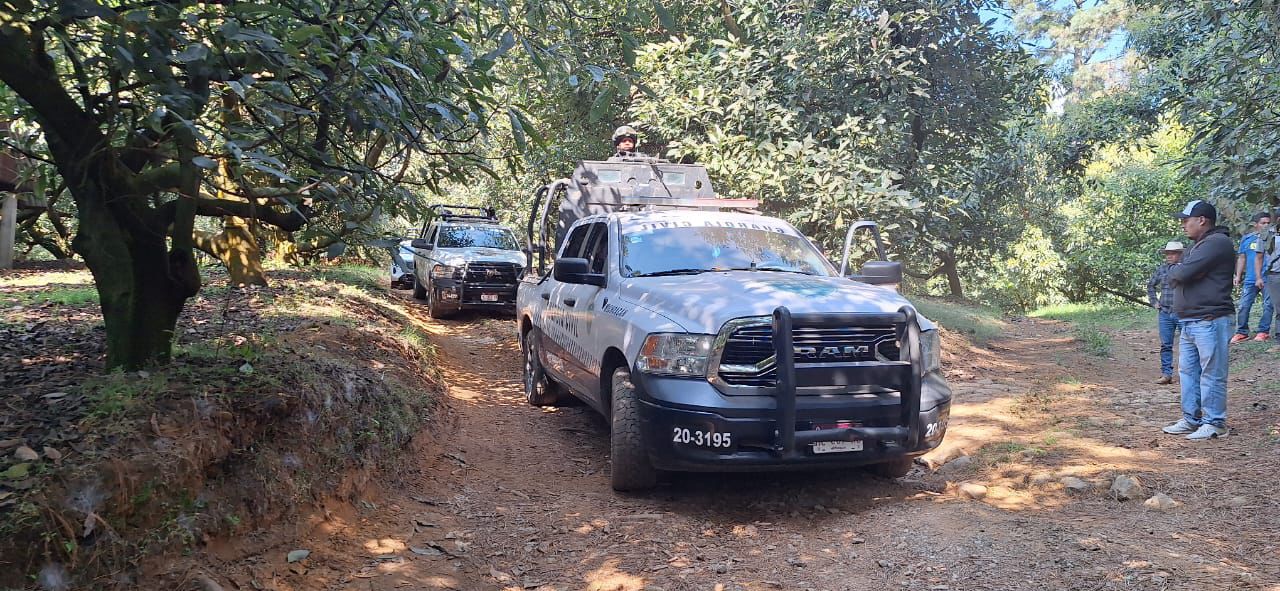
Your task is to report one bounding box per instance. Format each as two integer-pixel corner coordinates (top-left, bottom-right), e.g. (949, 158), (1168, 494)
(160, 291), (1280, 591)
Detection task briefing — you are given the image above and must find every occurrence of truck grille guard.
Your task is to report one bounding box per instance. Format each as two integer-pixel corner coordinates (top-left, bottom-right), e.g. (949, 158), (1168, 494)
(769, 305), (922, 455)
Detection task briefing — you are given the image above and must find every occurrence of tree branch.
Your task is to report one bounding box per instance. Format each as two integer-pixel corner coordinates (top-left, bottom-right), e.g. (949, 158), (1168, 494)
(1093, 284), (1150, 308)
(131, 162), (183, 195)
(158, 196), (309, 232)
(0, 21), (106, 156)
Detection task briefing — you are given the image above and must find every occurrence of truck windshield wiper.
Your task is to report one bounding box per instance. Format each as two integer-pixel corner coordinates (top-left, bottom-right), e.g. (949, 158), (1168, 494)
(725, 266), (814, 275)
(634, 268), (713, 277)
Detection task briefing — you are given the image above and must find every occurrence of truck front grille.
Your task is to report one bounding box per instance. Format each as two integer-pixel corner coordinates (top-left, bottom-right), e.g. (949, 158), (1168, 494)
(463, 262), (520, 284)
(460, 262), (520, 304)
(717, 325), (899, 387)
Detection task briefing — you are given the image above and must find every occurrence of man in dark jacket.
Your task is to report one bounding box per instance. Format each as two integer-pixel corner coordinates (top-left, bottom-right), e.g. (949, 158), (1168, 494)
(1162, 200), (1235, 440)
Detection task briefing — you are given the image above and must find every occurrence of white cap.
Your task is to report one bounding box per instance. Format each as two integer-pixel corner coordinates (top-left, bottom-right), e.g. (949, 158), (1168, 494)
(1161, 241), (1185, 252)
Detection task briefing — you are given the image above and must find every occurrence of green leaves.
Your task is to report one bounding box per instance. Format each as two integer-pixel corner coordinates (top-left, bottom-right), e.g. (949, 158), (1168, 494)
(652, 0), (677, 33)
(588, 84), (618, 123)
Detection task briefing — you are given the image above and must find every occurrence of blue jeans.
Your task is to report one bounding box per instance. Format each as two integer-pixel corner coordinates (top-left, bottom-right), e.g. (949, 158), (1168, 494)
(1268, 274), (1280, 336)
(1158, 309), (1179, 377)
(1178, 315), (1231, 427)
(1235, 280), (1273, 335)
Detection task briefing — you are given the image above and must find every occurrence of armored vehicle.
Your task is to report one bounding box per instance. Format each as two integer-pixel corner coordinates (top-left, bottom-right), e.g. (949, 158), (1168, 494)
(516, 158), (951, 491)
(410, 205), (526, 318)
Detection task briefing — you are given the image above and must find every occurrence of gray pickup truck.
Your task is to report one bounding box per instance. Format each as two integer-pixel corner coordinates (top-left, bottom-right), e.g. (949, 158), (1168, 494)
(409, 205), (526, 318)
(516, 158), (952, 491)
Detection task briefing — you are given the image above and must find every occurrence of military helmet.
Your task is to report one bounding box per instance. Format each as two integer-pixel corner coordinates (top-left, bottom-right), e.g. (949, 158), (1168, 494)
(612, 125), (639, 146)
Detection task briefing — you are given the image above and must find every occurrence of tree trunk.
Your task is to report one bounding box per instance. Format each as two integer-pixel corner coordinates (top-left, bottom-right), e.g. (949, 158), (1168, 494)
(267, 228), (301, 266)
(939, 249), (963, 299)
(71, 179), (189, 370)
(195, 220), (268, 286)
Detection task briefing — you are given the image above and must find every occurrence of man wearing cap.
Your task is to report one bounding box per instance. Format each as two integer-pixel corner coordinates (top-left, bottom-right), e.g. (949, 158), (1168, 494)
(1147, 241), (1184, 385)
(1231, 212), (1273, 343)
(1162, 200), (1236, 440)
(1252, 209), (1280, 347)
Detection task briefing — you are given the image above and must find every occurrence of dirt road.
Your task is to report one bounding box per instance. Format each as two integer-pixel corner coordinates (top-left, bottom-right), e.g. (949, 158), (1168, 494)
(208, 300), (1280, 591)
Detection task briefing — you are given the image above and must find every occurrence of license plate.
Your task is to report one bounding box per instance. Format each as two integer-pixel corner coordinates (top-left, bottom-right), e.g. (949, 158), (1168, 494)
(480, 293), (499, 302)
(812, 440), (863, 454)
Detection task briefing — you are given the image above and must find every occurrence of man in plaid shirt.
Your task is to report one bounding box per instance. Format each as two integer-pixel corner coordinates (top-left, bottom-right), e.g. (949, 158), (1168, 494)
(1147, 241), (1185, 384)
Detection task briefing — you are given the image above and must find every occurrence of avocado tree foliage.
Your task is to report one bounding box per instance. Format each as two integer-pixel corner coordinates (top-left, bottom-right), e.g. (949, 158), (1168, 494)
(0, 0), (552, 369)
(630, 0), (1042, 297)
(1129, 0), (1280, 211)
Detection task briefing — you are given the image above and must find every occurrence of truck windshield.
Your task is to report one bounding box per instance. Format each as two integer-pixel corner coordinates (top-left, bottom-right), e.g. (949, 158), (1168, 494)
(621, 226), (832, 277)
(437, 226), (519, 250)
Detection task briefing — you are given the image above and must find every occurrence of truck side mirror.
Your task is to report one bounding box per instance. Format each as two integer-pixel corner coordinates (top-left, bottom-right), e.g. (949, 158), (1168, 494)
(848, 260), (903, 286)
(411, 239), (433, 250)
(553, 257), (606, 287)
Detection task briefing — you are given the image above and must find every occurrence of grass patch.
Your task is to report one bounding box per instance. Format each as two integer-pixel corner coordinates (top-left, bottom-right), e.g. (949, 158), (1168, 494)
(311, 264), (387, 293)
(1030, 302), (1148, 357)
(3, 285), (99, 306)
(913, 296), (1007, 345)
(1074, 326), (1113, 357)
(1029, 302), (1149, 330)
(975, 440), (1049, 465)
(1232, 342), (1279, 372)
(78, 370), (172, 425)
(176, 333), (271, 364)
(397, 326), (431, 350)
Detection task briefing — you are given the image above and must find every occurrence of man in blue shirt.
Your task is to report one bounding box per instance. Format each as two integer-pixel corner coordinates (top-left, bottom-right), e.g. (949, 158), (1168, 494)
(1232, 212), (1273, 343)
(1252, 211), (1280, 347)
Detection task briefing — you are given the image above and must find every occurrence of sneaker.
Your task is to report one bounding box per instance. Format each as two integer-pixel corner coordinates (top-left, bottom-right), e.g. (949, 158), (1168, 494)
(1230, 334), (1249, 344)
(1155, 375), (1173, 385)
(1186, 424), (1228, 440)
(1255, 332), (1271, 342)
(1162, 419), (1198, 434)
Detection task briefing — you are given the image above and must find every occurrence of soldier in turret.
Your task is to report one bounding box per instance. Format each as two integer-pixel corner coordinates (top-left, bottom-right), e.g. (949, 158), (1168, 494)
(610, 125), (643, 159)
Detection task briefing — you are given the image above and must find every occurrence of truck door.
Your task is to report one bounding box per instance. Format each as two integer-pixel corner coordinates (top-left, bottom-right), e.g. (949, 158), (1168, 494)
(413, 223), (438, 286)
(544, 222), (608, 400)
(537, 223), (591, 388)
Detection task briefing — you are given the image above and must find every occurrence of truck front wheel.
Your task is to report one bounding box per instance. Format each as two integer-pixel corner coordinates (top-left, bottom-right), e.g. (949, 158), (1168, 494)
(411, 275), (426, 300)
(609, 367), (658, 492)
(426, 285), (455, 319)
(523, 331), (562, 406)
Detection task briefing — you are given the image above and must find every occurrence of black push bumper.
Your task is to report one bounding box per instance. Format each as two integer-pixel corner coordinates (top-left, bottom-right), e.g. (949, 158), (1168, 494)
(634, 306), (951, 472)
(431, 277), (517, 312)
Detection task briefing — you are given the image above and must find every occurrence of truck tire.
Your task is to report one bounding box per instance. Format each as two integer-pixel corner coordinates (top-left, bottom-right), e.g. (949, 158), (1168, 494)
(426, 285), (454, 319)
(609, 367), (658, 491)
(523, 331), (562, 406)
(411, 275), (426, 300)
(868, 456), (915, 478)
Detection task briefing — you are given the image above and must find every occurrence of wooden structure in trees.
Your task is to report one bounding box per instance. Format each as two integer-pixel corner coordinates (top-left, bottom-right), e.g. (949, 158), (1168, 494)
(0, 146), (18, 269)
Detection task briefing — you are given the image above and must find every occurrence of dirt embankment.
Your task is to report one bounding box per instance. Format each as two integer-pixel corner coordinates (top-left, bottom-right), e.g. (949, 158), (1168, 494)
(0, 268), (446, 590)
(176, 295), (1279, 591)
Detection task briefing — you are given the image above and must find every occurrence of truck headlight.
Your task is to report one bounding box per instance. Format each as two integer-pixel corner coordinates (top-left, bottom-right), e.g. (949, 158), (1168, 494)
(920, 329), (941, 373)
(637, 334), (714, 377)
(431, 264), (462, 280)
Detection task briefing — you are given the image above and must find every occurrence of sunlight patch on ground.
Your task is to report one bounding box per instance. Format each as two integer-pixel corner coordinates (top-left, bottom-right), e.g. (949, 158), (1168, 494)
(448, 385), (483, 401)
(0, 270), (92, 288)
(583, 559), (647, 591)
(363, 537), (407, 554)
